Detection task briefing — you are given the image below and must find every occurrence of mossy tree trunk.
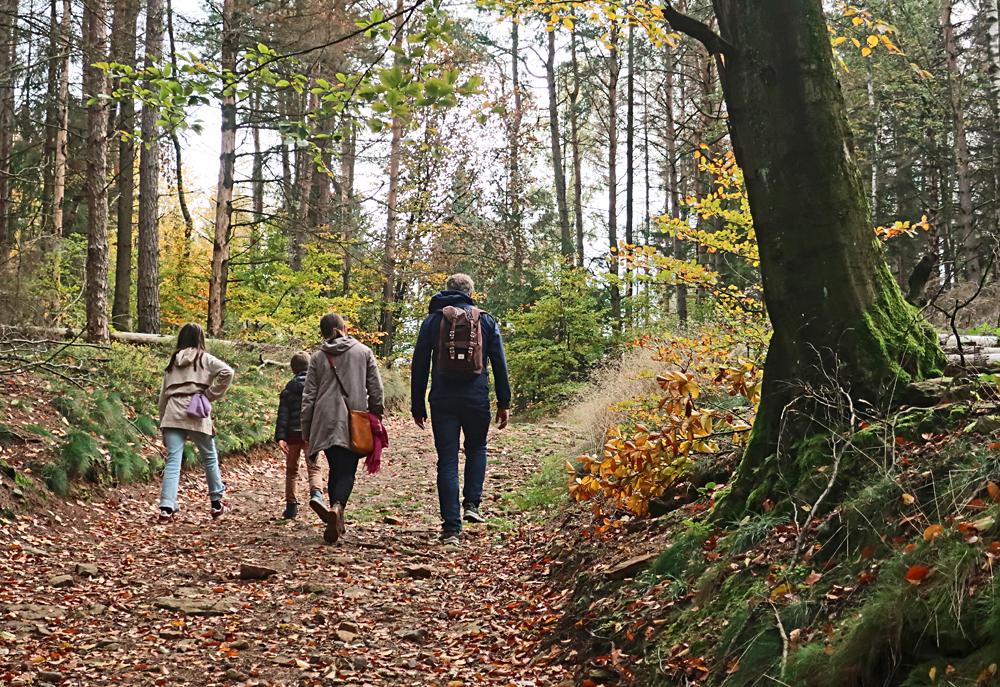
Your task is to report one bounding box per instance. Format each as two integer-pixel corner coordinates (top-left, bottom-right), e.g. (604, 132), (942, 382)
(701, 0), (946, 516)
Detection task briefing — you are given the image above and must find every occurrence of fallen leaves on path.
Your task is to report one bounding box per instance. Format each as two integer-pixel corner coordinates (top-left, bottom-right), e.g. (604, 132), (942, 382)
(1, 420), (575, 686)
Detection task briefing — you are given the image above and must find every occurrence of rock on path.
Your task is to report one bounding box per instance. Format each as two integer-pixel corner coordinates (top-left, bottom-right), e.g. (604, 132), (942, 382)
(0, 419), (574, 686)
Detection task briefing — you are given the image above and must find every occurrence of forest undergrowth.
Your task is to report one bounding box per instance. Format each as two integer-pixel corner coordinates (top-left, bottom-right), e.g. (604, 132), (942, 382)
(550, 333), (1000, 687)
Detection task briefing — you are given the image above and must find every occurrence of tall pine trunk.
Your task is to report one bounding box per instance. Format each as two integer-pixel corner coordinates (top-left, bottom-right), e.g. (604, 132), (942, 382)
(166, 0), (194, 265)
(110, 0), (139, 331)
(207, 0), (237, 336)
(570, 23), (584, 268)
(546, 30), (571, 260)
(137, 0), (164, 333)
(378, 0), (405, 356)
(340, 119), (355, 295)
(984, 0), (1000, 251)
(607, 27), (621, 328)
(83, 0), (111, 342)
(704, 0), (945, 516)
(940, 0), (977, 282)
(0, 0), (18, 262)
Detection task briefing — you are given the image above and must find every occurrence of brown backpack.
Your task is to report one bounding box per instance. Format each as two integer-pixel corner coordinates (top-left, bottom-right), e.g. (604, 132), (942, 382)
(436, 305), (484, 378)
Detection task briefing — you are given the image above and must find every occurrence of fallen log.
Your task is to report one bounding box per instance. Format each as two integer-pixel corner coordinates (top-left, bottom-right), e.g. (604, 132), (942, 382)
(2, 324), (294, 354)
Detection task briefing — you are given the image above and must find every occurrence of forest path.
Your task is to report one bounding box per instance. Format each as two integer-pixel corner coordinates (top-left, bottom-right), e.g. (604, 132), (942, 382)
(1, 419), (578, 686)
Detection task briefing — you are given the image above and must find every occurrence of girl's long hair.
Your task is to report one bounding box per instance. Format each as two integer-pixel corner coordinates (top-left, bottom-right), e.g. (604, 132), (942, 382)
(166, 323), (207, 372)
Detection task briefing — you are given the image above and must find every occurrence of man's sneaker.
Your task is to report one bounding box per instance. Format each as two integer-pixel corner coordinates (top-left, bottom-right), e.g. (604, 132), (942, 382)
(282, 502), (298, 520)
(157, 509), (175, 524)
(441, 532), (461, 546)
(463, 504), (486, 524)
(211, 501), (231, 519)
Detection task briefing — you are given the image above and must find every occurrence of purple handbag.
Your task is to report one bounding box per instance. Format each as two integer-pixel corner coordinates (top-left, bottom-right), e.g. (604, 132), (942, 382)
(185, 392), (212, 419)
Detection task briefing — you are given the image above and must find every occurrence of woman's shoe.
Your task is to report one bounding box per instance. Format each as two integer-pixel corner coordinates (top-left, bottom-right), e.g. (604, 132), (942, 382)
(324, 503), (343, 545)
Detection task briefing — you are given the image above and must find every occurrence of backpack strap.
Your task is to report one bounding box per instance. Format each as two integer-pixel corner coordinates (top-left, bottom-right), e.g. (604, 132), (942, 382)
(324, 352), (353, 414)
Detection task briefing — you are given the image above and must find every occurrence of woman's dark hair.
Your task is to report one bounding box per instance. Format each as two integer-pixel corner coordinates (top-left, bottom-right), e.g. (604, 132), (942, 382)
(166, 323), (207, 372)
(319, 313), (347, 341)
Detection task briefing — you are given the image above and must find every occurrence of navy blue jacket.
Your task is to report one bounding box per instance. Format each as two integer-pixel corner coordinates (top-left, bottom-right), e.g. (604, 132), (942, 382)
(274, 371), (307, 441)
(410, 291), (512, 418)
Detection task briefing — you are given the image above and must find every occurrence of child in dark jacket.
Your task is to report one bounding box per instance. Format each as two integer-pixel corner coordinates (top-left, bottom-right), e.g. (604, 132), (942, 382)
(275, 352), (323, 519)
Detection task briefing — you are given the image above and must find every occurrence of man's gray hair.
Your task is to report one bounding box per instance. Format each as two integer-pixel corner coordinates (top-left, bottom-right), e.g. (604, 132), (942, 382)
(446, 273), (474, 295)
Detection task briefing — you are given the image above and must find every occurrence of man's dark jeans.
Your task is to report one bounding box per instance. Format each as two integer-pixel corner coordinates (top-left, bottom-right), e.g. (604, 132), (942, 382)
(430, 399), (491, 534)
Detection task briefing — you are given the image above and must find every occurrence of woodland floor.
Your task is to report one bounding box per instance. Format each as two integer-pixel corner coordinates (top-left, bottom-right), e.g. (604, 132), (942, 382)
(0, 419), (582, 686)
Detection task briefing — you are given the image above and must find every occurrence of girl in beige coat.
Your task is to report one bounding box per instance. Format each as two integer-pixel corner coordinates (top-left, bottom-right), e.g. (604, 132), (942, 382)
(157, 323), (234, 523)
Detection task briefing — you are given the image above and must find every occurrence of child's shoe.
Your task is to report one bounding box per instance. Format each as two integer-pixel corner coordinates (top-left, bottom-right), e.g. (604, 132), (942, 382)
(211, 500), (231, 519)
(157, 507), (175, 524)
(282, 502), (298, 520)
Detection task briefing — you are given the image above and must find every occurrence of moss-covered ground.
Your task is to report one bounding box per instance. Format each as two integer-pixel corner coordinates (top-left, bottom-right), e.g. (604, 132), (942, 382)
(553, 393), (1000, 687)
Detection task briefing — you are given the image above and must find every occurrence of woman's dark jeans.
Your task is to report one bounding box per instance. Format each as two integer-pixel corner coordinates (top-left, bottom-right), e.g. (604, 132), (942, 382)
(431, 398), (491, 534)
(324, 446), (361, 507)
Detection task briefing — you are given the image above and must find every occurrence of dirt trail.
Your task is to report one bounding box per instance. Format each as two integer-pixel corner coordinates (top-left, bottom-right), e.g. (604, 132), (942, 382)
(1, 419), (578, 686)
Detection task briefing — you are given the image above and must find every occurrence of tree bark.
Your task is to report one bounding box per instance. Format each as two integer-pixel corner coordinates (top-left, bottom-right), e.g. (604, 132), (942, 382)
(940, 0), (977, 282)
(607, 27), (621, 328)
(378, 0), (405, 356)
(136, 0), (164, 333)
(663, 42), (686, 325)
(83, 0), (111, 342)
(703, 0), (945, 516)
(110, 0), (140, 331)
(546, 30), (571, 260)
(207, 0), (237, 336)
(0, 0), (18, 262)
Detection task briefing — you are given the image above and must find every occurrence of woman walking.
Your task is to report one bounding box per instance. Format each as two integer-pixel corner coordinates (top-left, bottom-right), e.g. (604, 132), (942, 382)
(157, 323), (234, 523)
(301, 313), (384, 544)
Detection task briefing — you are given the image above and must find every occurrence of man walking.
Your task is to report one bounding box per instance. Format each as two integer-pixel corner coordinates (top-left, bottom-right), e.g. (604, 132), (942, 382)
(411, 273), (511, 545)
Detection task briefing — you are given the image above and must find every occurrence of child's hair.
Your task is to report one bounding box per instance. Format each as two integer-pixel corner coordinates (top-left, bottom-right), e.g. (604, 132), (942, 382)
(167, 323), (207, 372)
(319, 313), (347, 341)
(291, 351), (310, 374)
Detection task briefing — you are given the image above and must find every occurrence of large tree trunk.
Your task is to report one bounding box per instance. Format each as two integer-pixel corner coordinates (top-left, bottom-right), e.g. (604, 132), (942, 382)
(607, 28), (621, 328)
(378, 0), (405, 356)
(545, 30), (571, 260)
(136, 0), (164, 333)
(940, 0), (977, 282)
(704, 0), (945, 516)
(110, 0), (140, 331)
(83, 0), (111, 342)
(0, 0), (18, 262)
(207, 0), (237, 336)
(570, 23), (585, 268)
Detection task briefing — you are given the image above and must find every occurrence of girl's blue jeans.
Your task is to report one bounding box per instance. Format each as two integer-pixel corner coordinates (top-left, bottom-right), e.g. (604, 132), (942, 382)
(159, 428), (225, 511)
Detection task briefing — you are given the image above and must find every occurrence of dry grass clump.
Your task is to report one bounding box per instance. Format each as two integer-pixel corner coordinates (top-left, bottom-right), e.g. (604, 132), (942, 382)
(566, 347), (666, 451)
